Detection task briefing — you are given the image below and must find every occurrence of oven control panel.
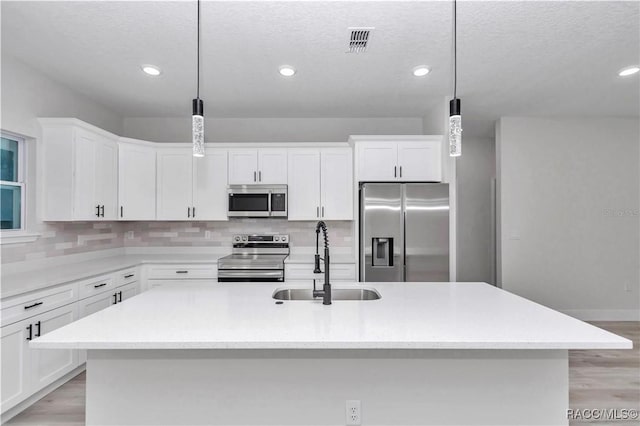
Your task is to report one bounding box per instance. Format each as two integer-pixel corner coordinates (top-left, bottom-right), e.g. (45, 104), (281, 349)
(232, 234), (289, 244)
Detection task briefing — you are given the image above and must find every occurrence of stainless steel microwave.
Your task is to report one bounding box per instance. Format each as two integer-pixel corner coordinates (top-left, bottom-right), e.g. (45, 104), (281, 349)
(227, 185), (287, 218)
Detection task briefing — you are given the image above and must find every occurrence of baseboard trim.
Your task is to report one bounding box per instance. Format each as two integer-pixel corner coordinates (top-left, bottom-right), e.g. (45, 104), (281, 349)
(561, 309), (640, 321)
(0, 364), (85, 424)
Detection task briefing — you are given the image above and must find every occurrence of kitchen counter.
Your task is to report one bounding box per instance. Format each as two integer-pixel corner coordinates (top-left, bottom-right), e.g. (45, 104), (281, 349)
(1, 253), (225, 299)
(31, 281), (630, 350)
(30, 281), (631, 425)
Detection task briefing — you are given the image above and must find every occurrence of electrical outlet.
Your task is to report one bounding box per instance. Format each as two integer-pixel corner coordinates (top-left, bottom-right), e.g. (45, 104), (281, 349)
(205, 230), (212, 239)
(125, 231), (134, 240)
(624, 282), (632, 292)
(345, 400), (361, 425)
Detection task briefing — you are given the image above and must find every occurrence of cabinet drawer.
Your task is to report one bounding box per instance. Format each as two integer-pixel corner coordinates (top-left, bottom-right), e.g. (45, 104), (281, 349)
(116, 268), (138, 285)
(147, 265), (216, 280)
(77, 274), (116, 300)
(285, 263), (356, 281)
(1, 283), (77, 327)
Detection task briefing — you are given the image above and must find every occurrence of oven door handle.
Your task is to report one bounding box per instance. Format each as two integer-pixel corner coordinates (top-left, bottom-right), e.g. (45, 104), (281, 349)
(217, 270), (284, 278)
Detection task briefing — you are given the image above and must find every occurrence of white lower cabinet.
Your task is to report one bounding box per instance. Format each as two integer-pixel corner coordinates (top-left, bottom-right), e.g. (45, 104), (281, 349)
(1, 304), (78, 413)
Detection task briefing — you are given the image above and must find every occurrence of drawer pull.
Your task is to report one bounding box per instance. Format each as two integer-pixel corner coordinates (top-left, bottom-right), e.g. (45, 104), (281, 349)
(26, 324), (33, 341)
(94, 283), (107, 288)
(176, 270), (189, 274)
(35, 321), (41, 337)
(24, 302), (43, 310)
(124, 274), (135, 279)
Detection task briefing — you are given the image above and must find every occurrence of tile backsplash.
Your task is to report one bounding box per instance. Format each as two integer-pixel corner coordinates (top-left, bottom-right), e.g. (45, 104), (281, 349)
(1, 220), (354, 264)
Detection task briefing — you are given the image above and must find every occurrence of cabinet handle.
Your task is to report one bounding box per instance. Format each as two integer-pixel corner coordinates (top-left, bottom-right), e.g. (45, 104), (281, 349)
(26, 324), (33, 341)
(24, 302), (43, 310)
(113, 293), (118, 304)
(94, 283), (107, 288)
(35, 321), (41, 337)
(254, 171), (257, 182)
(187, 207), (191, 218)
(176, 270), (189, 274)
(259, 171), (262, 182)
(100, 205), (105, 217)
(400, 166), (403, 178)
(95, 205), (101, 217)
(394, 166), (397, 178)
(322, 206), (325, 217)
(192, 207), (196, 218)
(118, 291), (122, 303)
(120, 206), (123, 218)
(124, 274), (134, 279)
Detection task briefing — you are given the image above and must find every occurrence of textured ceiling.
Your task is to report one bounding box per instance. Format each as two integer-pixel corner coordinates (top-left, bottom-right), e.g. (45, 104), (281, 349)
(2, 1), (639, 136)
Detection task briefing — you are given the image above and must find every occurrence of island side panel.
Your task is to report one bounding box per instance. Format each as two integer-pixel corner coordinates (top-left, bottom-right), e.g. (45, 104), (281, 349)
(86, 349), (568, 426)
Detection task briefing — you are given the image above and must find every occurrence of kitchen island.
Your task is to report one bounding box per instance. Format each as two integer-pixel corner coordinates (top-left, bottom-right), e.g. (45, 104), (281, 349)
(31, 282), (631, 425)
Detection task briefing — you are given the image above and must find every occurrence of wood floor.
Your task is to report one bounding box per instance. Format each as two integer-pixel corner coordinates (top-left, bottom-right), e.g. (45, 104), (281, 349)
(4, 322), (638, 426)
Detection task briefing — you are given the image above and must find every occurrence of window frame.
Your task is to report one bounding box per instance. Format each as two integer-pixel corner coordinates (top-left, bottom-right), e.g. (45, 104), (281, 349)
(0, 131), (38, 243)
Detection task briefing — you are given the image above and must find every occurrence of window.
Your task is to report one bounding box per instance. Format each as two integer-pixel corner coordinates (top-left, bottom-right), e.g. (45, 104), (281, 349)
(0, 133), (25, 231)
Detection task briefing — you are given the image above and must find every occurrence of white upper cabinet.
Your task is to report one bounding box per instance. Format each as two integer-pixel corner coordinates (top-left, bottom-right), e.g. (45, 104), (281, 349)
(354, 136), (443, 183)
(228, 149), (287, 185)
(157, 148), (194, 220)
(157, 147), (228, 221)
(41, 119), (119, 221)
(288, 149), (321, 221)
(193, 149), (228, 221)
(288, 148), (353, 221)
(320, 149), (353, 220)
(118, 141), (156, 220)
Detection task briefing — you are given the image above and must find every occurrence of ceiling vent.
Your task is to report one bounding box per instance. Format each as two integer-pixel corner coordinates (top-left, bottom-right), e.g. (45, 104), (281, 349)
(347, 27), (374, 53)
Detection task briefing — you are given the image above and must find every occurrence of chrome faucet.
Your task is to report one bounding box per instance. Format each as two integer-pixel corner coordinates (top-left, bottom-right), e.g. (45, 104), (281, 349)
(313, 221), (331, 305)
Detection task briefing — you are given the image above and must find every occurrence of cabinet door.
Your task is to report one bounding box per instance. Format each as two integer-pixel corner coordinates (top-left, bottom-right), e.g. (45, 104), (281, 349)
(228, 149), (258, 184)
(157, 148), (193, 220)
(73, 129), (99, 220)
(31, 304), (78, 392)
(193, 149), (228, 220)
(78, 290), (116, 319)
(119, 143), (156, 220)
(257, 149), (287, 184)
(357, 142), (398, 182)
(397, 140), (442, 182)
(287, 149), (321, 221)
(1, 319), (31, 412)
(117, 282), (139, 302)
(320, 148), (353, 220)
(96, 138), (118, 220)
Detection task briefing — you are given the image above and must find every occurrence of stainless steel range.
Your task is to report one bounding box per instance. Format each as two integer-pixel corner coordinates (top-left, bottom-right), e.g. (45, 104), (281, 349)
(217, 234), (289, 282)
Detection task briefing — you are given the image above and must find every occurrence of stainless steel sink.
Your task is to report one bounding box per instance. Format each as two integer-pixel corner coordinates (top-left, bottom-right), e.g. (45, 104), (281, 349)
(272, 287), (381, 301)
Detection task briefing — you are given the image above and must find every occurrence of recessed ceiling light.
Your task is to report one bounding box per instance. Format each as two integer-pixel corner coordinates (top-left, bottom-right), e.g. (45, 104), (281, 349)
(279, 66), (296, 77)
(412, 66), (431, 77)
(141, 65), (162, 76)
(618, 66), (640, 77)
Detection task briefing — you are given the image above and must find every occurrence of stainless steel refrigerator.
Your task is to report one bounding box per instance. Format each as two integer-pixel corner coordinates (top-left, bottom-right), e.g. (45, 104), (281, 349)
(359, 183), (449, 282)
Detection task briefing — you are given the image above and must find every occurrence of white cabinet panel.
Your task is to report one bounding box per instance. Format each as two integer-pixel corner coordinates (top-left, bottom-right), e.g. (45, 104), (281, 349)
(320, 149), (353, 220)
(397, 141), (441, 182)
(119, 143), (156, 220)
(258, 149), (287, 184)
(357, 142), (398, 182)
(78, 291), (115, 319)
(1, 319), (30, 411)
(228, 150), (258, 184)
(157, 148), (193, 220)
(31, 305), (78, 391)
(118, 282), (139, 302)
(96, 138), (118, 220)
(72, 128), (99, 220)
(287, 149), (321, 221)
(193, 149), (228, 220)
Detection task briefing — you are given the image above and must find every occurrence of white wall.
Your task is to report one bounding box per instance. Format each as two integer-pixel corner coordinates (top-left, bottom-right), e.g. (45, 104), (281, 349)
(497, 117), (640, 320)
(123, 117), (424, 143)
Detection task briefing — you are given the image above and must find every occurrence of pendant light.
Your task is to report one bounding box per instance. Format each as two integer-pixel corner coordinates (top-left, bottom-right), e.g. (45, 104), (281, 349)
(449, 0), (462, 157)
(192, 0), (205, 157)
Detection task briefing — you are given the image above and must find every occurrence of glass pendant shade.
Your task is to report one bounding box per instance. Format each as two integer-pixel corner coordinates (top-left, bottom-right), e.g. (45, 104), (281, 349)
(449, 98), (462, 157)
(192, 98), (205, 158)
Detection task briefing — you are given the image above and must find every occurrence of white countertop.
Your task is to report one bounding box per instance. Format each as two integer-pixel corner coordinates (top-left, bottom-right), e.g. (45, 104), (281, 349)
(30, 282), (632, 350)
(1, 254), (224, 299)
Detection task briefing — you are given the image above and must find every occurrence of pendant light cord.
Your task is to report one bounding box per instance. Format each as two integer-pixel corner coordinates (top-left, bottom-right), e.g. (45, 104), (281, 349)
(453, 0), (457, 99)
(197, 0), (200, 99)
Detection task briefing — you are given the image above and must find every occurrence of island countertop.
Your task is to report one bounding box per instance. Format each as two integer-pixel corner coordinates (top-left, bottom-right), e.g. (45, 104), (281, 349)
(30, 282), (632, 350)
